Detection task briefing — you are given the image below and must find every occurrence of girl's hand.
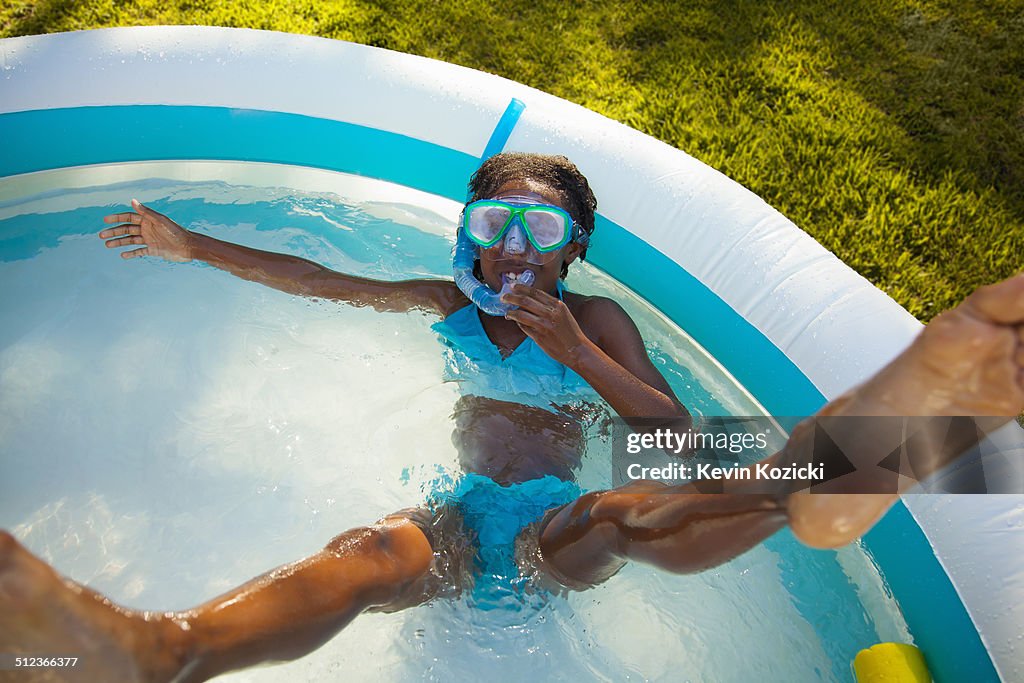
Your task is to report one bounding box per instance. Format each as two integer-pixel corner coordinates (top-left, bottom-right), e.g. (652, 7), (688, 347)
(99, 199), (194, 263)
(501, 284), (592, 367)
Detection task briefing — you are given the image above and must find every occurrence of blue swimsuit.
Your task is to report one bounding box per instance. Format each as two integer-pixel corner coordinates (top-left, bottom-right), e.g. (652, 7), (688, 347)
(430, 293), (593, 403)
(429, 289), (592, 609)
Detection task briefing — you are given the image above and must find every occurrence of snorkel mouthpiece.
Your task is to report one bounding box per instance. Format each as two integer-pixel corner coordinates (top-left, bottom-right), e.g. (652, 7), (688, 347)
(452, 227), (535, 316)
(498, 269), (536, 298)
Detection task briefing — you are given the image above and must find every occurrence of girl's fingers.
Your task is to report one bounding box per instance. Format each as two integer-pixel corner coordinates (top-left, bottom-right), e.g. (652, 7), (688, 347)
(505, 308), (548, 329)
(98, 224), (137, 239)
(103, 212), (141, 224)
(104, 236), (145, 249)
(516, 284), (559, 305)
(131, 198), (165, 219)
(121, 247), (150, 259)
(501, 291), (557, 316)
(500, 292), (540, 311)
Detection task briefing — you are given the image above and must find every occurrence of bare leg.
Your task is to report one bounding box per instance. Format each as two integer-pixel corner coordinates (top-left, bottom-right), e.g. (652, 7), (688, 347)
(539, 273), (1024, 585)
(0, 514), (432, 683)
(787, 272), (1024, 546)
(535, 483), (787, 586)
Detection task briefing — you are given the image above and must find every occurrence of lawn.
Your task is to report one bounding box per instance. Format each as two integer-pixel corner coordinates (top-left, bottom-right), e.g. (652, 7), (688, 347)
(2, 0), (1021, 320)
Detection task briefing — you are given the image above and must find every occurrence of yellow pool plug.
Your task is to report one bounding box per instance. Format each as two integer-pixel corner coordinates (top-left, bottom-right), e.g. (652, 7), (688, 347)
(853, 643), (932, 682)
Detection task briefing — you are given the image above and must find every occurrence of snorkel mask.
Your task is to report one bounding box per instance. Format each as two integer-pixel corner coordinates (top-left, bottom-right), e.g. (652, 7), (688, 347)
(452, 195), (589, 316)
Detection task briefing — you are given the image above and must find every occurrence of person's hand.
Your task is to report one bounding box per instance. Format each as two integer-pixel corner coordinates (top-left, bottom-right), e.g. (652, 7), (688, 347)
(501, 284), (592, 366)
(99, 199), (194, 262)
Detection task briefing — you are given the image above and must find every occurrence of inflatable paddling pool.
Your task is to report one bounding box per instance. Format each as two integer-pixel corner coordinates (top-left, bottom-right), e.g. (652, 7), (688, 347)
(0, 26), (1021, 682)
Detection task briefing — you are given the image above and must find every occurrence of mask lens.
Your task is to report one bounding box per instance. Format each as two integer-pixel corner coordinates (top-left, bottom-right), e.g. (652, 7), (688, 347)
(523, 208), (569, 250)
(466, 204), (511, 246)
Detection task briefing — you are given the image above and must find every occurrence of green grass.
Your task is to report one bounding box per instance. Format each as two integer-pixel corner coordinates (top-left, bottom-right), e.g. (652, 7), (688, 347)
(3, 0), (1022, 320)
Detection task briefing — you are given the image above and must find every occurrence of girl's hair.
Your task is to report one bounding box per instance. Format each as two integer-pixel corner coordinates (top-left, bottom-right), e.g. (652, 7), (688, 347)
(467, 152), (597, 277)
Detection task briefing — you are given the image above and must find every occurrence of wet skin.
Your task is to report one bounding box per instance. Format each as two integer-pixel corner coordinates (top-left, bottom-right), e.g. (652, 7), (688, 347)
(448, 181), (686, 483)
(97, 190), (684, 486)
(6, 269), (1024, 682)
(452, 395), (586, 485)
(7, 184), (1014, 681)
(2, 180), (684, 682)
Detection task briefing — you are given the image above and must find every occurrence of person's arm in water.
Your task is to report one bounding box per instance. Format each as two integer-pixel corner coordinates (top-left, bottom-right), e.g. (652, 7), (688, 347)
(99, 200), (466, 316)
(500, 285), (687, 419)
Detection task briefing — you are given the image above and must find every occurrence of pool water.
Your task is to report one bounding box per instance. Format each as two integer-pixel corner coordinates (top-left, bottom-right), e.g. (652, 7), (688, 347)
(0, 161), (912, 682)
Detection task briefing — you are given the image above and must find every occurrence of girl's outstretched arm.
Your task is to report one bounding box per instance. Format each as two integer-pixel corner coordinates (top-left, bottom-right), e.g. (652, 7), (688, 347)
(100, 199), (467, 316)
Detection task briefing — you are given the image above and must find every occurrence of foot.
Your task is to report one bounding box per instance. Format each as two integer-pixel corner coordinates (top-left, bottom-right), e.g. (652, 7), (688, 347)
(0, 531), (190, 683)
(844, 273), (1024, 418)
(788, 273), (1024, 547)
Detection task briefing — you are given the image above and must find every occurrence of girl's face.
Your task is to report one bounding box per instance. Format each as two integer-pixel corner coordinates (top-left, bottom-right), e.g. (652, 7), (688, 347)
(477, 179), (583, 296)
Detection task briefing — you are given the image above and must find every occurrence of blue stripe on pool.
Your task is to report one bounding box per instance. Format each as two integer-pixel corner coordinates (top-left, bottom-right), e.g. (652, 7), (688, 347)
(0, 105), (478, 201)
(587, 215), (824, 420)
(863, 503), (1000, 683)
(0, 104), (996, 680)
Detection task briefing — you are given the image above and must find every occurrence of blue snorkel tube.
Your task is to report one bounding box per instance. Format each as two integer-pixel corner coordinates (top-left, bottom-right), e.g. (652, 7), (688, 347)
(452, 227), (535, 317)
(455, 97), (536, 316)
